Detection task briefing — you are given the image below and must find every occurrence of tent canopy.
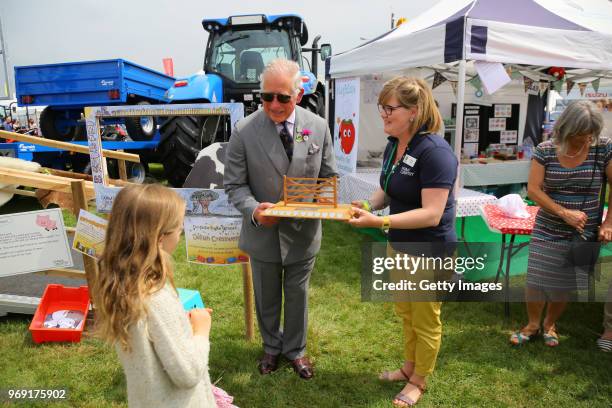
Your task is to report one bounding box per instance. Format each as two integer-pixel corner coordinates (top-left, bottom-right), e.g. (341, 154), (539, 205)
(329, 0), (612, 78)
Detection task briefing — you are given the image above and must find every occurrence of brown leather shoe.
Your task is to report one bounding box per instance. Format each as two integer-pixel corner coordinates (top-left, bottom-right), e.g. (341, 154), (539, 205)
(290, 356), (314, 379)
(258, 353), (279, 375)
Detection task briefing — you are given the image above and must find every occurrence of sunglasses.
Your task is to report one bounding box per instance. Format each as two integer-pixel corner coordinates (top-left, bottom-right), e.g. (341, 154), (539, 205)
(261, 92), (293, 104)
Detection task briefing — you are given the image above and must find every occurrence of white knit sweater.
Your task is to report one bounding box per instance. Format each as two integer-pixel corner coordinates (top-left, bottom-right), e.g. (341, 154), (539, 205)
(115, 285), (216, 407)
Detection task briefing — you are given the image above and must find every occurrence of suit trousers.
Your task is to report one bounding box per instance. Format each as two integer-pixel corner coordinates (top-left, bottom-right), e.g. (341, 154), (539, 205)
(250, 256), (316, 360)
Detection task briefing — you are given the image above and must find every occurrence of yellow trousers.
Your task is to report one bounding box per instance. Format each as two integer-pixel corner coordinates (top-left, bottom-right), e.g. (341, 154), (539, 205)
(394, 300), (442, 377)
(386, 244), (443, 377)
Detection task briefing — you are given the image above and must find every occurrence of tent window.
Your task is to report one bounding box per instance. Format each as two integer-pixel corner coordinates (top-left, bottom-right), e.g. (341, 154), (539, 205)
(471, 26), (488, 54)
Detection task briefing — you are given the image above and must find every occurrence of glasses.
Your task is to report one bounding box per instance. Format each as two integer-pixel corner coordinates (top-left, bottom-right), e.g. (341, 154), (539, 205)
(377, 104), (405, 116)
(261, 92), (293, 104)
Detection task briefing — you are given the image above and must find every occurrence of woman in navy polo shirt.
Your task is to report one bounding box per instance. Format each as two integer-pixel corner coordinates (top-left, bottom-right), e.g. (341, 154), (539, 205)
(350, 77), (457, 407)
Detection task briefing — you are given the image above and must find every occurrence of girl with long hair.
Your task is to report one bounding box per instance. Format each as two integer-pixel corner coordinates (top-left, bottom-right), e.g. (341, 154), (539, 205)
(89, 184), (217, 407)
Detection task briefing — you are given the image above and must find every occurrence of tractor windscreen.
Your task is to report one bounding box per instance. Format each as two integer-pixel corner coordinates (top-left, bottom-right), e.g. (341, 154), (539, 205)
(208, 29), (293, 83)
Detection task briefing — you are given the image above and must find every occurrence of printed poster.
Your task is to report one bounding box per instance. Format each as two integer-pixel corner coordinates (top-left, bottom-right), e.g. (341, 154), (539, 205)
(334, 77), (360, 175)
(463, 143), (479, 158)
(464, 129), (479, 143)
(465, 116), (479, 130)
(73, 209), (108, 259)
(0, 208), (73, 277)
(500, 130), (518, 144)
(92, 186), (238, 216)
(184, 216), (249, 265)
(494, 104), (512, 118)
(489, 118), (507, 131)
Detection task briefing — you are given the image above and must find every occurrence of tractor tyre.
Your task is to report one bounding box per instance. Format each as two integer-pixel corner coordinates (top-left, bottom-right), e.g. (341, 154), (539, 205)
(158, 115), (221, 187)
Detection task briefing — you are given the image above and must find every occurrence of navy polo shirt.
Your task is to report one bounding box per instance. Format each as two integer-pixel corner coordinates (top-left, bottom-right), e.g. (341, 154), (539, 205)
(380, 131), (458, 245)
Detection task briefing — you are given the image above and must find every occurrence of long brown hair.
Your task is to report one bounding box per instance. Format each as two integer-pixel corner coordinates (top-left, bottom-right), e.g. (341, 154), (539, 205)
(90, 184), (185, 351)
(378, 76), (442, 135)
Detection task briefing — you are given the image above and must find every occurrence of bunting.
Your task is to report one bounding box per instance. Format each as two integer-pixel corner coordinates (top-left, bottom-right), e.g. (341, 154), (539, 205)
(432, 71), (447, 90)
(469, 76), (483, 92)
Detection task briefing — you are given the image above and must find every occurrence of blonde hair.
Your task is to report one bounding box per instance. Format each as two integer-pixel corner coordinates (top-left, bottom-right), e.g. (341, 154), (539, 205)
(91, 184), (186, 351)
(260, 58), (302, 95)
(553, 100), (603, 154)
(378, 76), (443, 135)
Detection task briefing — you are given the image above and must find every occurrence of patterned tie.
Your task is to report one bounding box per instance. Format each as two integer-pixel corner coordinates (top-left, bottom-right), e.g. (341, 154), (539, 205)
(279, 121), (293, 162)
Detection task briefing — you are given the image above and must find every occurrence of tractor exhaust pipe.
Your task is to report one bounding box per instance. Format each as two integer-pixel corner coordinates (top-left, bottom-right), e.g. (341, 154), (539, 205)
(311, 34), (321, 78)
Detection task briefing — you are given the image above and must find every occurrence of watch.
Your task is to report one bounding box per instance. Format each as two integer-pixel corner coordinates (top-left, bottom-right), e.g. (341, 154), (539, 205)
(381, 216), (391, 231)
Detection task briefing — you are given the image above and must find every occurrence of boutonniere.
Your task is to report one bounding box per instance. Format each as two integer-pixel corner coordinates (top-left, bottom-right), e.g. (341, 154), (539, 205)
(295, 127), (312, 143)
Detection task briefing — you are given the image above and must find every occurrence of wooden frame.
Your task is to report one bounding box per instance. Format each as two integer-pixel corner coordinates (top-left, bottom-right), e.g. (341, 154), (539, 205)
(283, 176), (338, 207)
(264, 176), (353, 220)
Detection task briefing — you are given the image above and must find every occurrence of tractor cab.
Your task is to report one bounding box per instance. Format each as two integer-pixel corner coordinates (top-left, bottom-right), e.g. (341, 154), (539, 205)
(205, 14), (306, 82)
(203, 14), (309, 114)
(159, 13), (331, 187)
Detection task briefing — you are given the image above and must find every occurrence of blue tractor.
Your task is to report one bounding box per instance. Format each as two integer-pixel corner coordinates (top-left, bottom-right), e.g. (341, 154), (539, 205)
(158, 14), (331, 186)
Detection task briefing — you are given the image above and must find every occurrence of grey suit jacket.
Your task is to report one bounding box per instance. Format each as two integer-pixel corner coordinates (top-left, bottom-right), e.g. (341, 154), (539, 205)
(224, 106), (338, 264)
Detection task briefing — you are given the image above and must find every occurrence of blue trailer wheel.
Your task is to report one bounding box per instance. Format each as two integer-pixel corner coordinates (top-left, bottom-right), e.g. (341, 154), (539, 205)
(125, 101), (157, 141)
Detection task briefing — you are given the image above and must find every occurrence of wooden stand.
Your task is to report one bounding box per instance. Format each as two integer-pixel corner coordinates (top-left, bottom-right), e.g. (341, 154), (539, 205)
(0, 130), (140, 183)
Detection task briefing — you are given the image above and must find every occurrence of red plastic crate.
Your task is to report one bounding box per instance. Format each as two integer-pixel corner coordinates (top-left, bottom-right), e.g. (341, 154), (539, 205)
(29, 284), (90, 344)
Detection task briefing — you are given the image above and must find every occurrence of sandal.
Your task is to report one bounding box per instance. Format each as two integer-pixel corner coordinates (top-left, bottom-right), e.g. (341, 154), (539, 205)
(379, 366), (410, 382)
(393, 381), (426, 407)
(509, 327), (540, 346)
(596, 338), (612, 352)
(543, 327), (559, 347)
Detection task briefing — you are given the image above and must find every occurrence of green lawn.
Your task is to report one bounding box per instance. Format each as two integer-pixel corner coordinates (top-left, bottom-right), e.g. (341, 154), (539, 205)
(0, 217), (610, 407)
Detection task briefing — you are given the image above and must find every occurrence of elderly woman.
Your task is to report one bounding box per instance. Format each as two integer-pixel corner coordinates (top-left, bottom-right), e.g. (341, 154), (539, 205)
(350, 77), (457, 407)
(511, 100), (612, 347)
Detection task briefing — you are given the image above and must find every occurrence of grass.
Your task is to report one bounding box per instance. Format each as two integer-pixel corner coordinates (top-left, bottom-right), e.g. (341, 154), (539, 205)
(0, 212), (611, 407)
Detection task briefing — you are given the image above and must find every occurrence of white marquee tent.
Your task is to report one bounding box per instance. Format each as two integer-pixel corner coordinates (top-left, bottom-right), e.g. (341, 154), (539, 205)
(328, 0), (612, 160)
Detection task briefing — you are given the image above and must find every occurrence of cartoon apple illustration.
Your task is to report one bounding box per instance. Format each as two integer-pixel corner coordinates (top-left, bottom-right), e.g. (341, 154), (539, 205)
(339, 119), (356, 154)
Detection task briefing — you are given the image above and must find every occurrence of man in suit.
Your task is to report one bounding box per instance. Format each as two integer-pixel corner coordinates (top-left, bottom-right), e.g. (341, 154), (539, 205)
(224, 59), (337, 379)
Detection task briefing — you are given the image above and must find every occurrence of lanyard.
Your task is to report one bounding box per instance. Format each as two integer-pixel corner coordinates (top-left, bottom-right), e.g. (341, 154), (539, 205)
(383, 141), (400, 193)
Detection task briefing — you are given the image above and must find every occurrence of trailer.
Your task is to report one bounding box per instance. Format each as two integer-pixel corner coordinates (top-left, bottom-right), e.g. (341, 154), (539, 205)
(12, 59), (175, 172)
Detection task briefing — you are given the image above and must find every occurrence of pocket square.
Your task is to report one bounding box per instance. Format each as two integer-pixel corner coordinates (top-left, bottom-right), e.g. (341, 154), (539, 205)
(307, 143), (321, 155)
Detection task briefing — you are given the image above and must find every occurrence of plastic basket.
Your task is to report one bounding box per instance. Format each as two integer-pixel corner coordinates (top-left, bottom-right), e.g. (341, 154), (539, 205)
(29, 284), (90, 344)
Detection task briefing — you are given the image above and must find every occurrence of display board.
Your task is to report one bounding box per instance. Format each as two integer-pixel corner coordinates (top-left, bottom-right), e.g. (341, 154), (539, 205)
(452, 103), (521, 155)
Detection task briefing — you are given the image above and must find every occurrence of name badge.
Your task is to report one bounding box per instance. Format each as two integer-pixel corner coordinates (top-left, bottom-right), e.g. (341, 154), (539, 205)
(403, 155), (417, 167)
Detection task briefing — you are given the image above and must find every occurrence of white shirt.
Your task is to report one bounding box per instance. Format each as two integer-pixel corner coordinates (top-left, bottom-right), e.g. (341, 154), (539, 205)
(274, 109), (296, 138)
